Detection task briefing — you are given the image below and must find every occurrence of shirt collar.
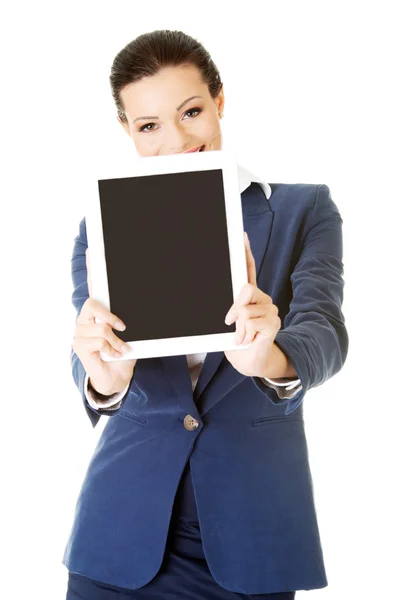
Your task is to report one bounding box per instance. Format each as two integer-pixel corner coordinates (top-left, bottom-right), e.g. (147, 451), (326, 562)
(238, 163), (272, 199)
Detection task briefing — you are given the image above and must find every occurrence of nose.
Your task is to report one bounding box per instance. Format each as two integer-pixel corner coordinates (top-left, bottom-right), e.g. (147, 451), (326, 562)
(164, 125), (191, 154)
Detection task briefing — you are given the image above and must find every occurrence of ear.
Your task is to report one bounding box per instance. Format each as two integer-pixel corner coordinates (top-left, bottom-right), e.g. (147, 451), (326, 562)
(215, 83), (225, 117)
(117, 114), (131, 136)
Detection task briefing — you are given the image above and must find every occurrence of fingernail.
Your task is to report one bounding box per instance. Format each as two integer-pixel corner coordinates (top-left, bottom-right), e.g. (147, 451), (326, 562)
(225, 311), (234, 325)
(115, 321), (126, 331)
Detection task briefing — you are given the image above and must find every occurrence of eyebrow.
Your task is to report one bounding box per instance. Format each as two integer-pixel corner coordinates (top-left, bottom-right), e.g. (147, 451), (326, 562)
(132, 96), (203, 124)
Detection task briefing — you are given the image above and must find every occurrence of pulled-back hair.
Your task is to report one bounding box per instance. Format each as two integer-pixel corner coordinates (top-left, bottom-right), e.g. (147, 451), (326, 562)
(110, 30), (223, 124)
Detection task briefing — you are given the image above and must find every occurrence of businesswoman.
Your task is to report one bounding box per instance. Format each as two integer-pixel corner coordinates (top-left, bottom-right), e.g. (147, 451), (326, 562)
(63, 29), (349, 599)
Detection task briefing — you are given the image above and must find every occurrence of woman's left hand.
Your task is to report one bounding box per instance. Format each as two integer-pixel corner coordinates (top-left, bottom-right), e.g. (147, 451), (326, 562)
(223, 232), (281, 377)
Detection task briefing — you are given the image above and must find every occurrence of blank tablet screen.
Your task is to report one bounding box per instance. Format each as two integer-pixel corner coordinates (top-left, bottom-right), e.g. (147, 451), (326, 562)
(98, 168), (234, 343)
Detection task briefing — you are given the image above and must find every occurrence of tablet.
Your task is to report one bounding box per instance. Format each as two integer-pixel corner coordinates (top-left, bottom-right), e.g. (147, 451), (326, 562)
(84, 149), (251, 361)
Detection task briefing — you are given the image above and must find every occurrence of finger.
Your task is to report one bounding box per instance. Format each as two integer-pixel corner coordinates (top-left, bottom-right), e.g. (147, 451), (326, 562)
(73, 323), (132, 356)
(74, 322), (131, 355)
(234, 318), (246, 346)
(241, 312), (281, 346)
(74, 335), (125, 359)
(225, 287), (268, 325)
(77, 297), (126, 331)
(234, 302), (279, 344)
(235, 319), (254, 346)
(240, 317), (265, 346)
(233, 305), (264, 345)
(225, 233), (258, 323)
(226, 284), (271, 325)
(244, 232), (257, 287)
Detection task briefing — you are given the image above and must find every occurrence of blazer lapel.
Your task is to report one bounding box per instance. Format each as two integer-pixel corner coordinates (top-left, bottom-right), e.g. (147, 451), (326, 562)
(161, 183), (274, 414)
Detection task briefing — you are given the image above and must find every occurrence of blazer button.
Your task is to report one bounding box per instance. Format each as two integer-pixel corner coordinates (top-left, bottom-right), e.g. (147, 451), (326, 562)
(183, 414), (199, 431)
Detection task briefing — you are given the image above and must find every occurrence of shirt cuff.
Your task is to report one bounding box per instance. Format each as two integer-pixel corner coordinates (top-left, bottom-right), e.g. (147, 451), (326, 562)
(261, 376), (303, 399)
(84, 373), (129, 410)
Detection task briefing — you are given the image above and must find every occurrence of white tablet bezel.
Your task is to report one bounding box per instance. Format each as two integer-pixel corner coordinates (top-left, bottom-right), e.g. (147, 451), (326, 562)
(85, 149), (251, 361)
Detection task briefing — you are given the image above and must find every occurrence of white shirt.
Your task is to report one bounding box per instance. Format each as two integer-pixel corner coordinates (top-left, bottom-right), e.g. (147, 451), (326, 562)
(84, 164), (302, 411)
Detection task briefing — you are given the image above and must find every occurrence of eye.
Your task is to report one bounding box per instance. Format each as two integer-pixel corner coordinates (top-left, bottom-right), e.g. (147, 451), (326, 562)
(183, 107), (202, 119)
(138, 107), (202, 133)
(138, 122), (157, 133)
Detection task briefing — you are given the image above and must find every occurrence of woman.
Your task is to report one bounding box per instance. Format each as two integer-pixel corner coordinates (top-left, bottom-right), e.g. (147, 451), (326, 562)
(63, 30), (348, 599)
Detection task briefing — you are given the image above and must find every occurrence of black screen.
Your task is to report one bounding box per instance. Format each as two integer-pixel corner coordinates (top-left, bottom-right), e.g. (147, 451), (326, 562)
(98, 168), (235, 345)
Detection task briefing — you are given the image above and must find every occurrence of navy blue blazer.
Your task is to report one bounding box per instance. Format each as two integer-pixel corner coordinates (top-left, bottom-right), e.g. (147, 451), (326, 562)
(62, 181), (348, 594)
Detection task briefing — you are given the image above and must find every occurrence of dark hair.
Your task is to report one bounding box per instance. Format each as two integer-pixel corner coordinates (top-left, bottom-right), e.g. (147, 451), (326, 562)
(109, 30), (223, 125)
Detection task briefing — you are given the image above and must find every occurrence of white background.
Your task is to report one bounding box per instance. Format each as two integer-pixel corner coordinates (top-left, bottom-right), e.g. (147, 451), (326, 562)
(1, 1), (399, 598)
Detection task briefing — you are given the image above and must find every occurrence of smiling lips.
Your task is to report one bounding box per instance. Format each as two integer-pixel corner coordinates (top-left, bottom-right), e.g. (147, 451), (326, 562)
(183, 145), (205, 153)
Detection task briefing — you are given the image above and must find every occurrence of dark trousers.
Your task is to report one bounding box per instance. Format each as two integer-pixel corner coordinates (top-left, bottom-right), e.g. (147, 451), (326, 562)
(66, 463), (296, 599)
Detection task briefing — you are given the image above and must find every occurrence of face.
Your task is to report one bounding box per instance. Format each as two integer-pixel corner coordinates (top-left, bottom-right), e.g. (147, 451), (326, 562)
(117, 63), (224, 157)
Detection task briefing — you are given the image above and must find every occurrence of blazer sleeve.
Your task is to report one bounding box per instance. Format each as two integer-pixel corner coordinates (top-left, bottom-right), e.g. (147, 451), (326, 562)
(70, 217), (130, 428)
(252, 184), (349, 415)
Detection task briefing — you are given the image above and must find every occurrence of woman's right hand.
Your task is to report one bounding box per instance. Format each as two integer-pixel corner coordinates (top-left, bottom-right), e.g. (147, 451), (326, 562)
(71, 249), (137, 396)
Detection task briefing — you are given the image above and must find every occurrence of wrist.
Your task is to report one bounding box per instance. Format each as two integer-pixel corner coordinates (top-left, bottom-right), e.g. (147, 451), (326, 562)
(87, 377), (119, 398)
(261, 343), (297, 379)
